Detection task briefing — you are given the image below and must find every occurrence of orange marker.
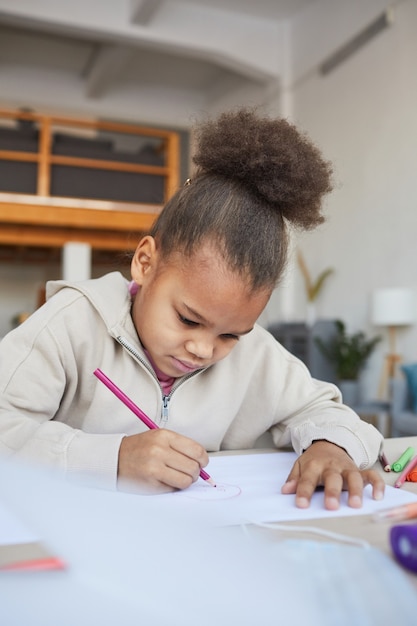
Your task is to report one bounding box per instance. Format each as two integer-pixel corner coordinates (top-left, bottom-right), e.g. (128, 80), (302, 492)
(407, 468), (417, 482)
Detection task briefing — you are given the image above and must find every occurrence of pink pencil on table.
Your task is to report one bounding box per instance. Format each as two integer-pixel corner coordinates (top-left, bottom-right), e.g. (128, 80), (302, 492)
(394, 453), (417, 489)
(93, 368), (216, 487)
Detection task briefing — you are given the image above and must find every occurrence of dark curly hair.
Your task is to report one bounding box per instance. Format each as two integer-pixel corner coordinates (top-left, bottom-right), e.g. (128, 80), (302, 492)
(151, 108), (333, 292)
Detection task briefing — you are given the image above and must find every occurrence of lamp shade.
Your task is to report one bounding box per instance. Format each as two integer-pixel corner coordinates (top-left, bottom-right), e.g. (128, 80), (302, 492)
(371, 288), (416, 326)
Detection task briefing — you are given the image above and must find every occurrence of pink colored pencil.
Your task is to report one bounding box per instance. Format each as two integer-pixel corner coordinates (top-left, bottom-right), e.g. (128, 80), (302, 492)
(394, 453), (417, 489)
(94, 368), (216, 487)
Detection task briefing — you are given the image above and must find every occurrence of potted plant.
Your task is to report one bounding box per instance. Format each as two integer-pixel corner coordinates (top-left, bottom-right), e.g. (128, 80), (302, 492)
(315, 320), (381, 406)
(297, 251), (334, 326)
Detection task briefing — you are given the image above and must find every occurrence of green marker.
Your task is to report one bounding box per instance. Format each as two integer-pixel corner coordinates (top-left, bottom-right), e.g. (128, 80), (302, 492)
(391, 447), (415, 472)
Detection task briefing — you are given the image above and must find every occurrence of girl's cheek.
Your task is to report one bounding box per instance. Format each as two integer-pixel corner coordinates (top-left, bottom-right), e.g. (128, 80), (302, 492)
(217, 343), (236, 361)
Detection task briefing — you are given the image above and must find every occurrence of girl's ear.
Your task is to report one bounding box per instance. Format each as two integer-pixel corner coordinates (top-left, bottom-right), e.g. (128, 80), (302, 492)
(131, 236), (158, 285)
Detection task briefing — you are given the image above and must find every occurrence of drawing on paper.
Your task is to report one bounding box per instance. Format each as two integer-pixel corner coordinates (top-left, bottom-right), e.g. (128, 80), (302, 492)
(179, 482), (242, 501)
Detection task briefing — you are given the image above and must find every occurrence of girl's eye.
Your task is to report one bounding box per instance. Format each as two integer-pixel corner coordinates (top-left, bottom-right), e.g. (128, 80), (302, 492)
(179, 315), (198, 327)
(178, 313), (238, 340)
(221, 334), (239, 341)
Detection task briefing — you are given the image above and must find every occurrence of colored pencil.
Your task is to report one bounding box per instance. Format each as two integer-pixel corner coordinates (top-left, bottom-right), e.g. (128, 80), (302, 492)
(394, 453), (417, 489)
(94, 368), (216, 487)
(378, 451), (391, 472)
(373, 501), (417, 523)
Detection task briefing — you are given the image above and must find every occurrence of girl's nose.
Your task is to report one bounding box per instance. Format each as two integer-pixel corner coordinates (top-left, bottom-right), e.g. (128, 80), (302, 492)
(185, 337), (214, 360)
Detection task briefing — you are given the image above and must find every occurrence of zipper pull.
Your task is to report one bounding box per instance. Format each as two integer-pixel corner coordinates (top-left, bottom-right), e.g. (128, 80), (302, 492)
(161, 396), (169, 425)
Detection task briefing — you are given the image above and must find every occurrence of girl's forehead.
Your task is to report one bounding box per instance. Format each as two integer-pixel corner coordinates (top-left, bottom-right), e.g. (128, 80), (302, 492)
(161, 245), (270, 308)
(167, 241), (237, 276)
(164, 248), (241, 292)
(152, 244), (270, 329)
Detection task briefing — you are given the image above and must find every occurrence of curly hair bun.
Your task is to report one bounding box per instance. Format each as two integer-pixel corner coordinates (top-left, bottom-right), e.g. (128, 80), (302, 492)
(192, 108), (333, 230)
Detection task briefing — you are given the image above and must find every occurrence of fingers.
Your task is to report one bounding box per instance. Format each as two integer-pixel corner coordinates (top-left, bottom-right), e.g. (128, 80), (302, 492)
(163, 444), (205, 488)
(283, 469), (385, 509)
(168, 430), (209, 470)
(118, 429), (209, 494)
(322, 469), (385, 510)
(281, 444), (386, 510)
(357, 470), (385, 503)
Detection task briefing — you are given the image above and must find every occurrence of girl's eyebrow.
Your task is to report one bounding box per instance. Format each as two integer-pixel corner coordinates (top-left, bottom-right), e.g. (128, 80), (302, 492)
(182, 304), (254, 336)
(183, 303), (206, 322)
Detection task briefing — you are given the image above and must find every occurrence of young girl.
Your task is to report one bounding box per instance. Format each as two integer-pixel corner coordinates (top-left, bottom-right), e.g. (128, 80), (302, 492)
(0, 108), (384, 509)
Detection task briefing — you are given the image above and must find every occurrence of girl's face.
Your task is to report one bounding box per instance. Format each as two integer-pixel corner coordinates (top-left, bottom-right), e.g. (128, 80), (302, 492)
(130, 237), (270, 378)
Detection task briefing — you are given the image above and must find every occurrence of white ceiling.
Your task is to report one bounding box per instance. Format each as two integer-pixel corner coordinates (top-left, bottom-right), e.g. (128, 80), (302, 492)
(0, 0), (378, 127)
(166, 0), (318, 20)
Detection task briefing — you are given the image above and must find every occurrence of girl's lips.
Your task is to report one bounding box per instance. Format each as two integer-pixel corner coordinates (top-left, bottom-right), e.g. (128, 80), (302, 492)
(171, 357), (201, 374)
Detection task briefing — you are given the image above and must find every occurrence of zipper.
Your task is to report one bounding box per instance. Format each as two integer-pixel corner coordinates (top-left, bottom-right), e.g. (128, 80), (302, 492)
(116, 335), (157, 380)
(116, 335), (204, 426)
(161, 396), (169, 426)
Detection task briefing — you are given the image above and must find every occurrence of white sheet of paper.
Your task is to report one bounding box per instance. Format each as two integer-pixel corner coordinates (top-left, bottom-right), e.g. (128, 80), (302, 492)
(148, 451), (417, 526)
(0, 500), (38, 545)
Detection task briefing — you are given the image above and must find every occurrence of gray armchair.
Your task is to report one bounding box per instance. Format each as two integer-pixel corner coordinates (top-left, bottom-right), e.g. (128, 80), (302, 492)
(390, 376), (417, 437)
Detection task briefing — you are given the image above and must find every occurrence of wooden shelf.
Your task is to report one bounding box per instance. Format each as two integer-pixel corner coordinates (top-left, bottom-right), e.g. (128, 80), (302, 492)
(0, 109), (180, 262)
(0, 193), (159, 253)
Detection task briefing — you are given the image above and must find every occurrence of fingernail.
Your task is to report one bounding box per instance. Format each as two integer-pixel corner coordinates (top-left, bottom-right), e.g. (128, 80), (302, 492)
(326, 496), (339, 510)
(349, 495), (362, 508)
(281, 479), (296, 494)
(296, 496), (309, 508)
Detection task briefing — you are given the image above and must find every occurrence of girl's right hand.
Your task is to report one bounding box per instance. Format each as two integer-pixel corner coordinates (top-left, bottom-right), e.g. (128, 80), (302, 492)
(117, 429), (209, 494)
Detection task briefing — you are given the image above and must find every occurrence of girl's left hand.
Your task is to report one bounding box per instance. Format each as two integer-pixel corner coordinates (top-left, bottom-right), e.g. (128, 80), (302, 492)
(281, 440), (385, 509)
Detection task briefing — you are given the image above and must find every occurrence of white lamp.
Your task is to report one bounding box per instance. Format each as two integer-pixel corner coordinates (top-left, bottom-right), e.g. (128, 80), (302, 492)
(371, 288), (416, 398)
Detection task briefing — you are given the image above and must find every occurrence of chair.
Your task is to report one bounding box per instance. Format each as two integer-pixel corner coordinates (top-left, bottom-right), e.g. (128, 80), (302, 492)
(390, 376), (417, 437)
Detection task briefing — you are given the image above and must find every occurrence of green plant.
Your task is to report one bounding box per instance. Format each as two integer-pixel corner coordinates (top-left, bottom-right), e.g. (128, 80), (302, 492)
(315, 320), (382, 381)
(297, 251), (334, 302)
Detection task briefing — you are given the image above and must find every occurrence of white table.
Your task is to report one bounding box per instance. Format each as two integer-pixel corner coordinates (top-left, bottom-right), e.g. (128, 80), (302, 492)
(1, 437), (417, 625)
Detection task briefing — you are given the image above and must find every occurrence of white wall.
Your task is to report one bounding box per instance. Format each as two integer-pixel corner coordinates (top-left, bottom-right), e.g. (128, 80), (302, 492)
(274, 0), (417, 399)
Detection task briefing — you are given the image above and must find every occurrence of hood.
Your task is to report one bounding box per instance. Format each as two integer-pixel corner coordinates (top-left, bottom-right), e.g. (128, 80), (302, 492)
(45, 271), (133, 335)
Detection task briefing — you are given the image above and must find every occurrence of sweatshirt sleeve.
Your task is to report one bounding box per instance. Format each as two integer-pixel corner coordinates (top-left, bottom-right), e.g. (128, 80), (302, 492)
(268, 358), (383, 469)
(0, 314), (123, 491)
